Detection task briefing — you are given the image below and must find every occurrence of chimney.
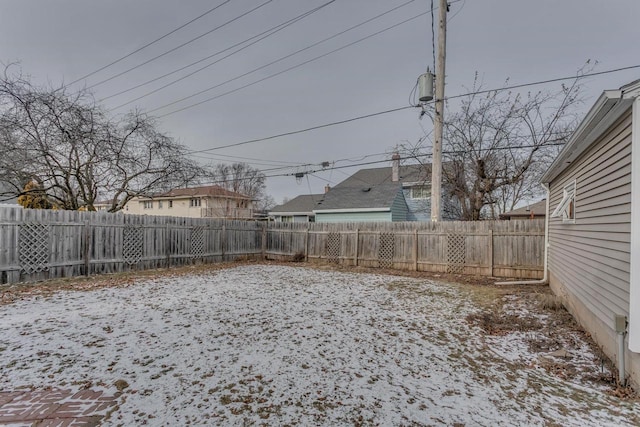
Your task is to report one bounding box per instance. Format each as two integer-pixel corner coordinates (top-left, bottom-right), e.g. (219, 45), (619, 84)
(392, 152), (401, 182)
(324, 184), (331, 194)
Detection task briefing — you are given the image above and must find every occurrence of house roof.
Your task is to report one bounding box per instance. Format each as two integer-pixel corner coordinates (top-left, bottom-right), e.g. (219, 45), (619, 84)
(499, 200), (546, 219)
(542, 79), (640, 183)
(269, 194), (323, 215)
(272, 163), (432, 214)
(314, 182), (402, 211)
(334, 164), (431, 188)
(153, 185), (250, 200)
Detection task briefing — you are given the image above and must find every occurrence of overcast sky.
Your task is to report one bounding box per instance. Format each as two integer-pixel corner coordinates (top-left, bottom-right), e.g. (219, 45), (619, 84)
(1, 0), (639, 204)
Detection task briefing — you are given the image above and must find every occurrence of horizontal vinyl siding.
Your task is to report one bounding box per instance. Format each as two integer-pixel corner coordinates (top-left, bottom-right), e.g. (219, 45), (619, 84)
(315, 211), (391, 223)
(548, 109), (632, 330)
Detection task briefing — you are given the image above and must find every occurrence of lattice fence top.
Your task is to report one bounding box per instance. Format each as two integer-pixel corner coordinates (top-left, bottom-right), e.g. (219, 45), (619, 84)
(123, 225), (144, 265)
(191, 226), (205, 258)
(326, 232), (341, 264)
(446, 233), (466, 274)
(19, 222), (50, 274)
(378, 232), (395, 269)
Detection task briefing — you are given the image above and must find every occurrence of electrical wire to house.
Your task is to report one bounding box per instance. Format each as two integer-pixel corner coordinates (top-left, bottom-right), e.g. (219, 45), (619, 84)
(178, 62), (640, 156)
(188, 140), (570, 188)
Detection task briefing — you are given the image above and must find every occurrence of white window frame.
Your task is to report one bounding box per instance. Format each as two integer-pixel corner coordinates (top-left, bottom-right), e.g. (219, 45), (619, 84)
(190, 198), (201, 207)
(551, 180), (576, 223)
(168, 200), (173, 208)
(158, 200), (163, 209)
(410, 185), (430, 199)
(142, 200), (153, 209)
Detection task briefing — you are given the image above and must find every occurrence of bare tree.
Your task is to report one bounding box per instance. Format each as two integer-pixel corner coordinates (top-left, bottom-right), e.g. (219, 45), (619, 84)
(401, 71), (585, 220)
(212, 162), (267, 200)
(0, 65), (204, 211)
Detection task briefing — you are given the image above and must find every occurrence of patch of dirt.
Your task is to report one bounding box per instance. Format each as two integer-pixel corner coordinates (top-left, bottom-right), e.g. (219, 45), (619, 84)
(466, 310), (543, 335)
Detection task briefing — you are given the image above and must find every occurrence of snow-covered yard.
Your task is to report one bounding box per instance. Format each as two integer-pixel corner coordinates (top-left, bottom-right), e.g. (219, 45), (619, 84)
(1, 264), (638, 426)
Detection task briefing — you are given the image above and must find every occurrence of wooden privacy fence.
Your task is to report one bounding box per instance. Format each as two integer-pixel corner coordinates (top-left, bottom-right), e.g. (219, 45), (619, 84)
(266, 220), (545, 279)
(0, 205), (545, 284)
(0, 206), (261, 284)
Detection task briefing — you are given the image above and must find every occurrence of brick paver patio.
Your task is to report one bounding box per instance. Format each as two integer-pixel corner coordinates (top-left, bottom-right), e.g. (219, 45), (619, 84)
(0, 389), (118, 426)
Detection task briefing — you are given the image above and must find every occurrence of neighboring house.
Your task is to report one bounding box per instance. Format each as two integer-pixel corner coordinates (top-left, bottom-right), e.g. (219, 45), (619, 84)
(124, 185), (254, 219)
(269, 194), (323, 222)
(312, 154), (449, 223)
(94, 199), (115, 212)
(541, 78), (640, 387)
(499, 200), (546, 220)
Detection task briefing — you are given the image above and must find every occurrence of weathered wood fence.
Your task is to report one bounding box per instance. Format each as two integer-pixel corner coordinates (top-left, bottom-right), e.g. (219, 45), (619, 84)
(0, 207), (261, 284)
(0, 206), (545, 284)
(266, 220), (545, 279)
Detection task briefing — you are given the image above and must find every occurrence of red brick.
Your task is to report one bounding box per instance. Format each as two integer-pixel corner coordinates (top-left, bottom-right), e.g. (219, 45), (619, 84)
(0, 402), (61, 422)
(36, 417), (103, 427)
(71, 390), (103, 401)
(0, 391), (26, 405)
(50, 401), (86, 418)
(81, 400), (117, 415)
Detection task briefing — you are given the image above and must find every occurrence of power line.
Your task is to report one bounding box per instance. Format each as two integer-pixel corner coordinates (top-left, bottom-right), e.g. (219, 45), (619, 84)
(85, 0), (275, 91)
(180, 62), (640, 156)
(190, 142), (569, 187)
(446, 64), (640, 100)
(147, 0), (429, 116)
(67, 0), (233, 87)
(101, 1), (336, 104)
(185, 106), (415, 155)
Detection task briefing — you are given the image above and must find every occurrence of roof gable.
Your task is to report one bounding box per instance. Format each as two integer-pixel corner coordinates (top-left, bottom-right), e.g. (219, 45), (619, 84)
(542, 79), (640, 183)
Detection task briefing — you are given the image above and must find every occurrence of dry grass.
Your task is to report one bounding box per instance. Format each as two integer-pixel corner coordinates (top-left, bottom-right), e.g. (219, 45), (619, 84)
(537, 293), (565, 311)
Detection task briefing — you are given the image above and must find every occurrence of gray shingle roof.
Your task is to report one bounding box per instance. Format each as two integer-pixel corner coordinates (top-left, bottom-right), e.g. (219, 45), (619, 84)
(334, 165), (431, 188)
(314, 182), (401, 211)
(272, 164), (433, 214)
(270, 194), (323, 214)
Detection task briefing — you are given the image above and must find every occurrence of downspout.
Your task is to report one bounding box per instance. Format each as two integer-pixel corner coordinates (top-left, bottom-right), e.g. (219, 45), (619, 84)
(495, 183), (550, 285)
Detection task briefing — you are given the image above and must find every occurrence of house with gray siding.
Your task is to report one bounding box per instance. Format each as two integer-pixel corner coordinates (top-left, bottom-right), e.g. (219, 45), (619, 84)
(541, 78), (640, 387)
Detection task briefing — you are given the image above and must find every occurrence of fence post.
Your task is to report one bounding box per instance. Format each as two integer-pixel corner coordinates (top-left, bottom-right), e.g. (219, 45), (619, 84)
(165, 223), (171, 268)
(354, 228), (359, 266)
(413, 228), (418, 271)
(261, 222), (267, 260)
(84, 219), (91, 276)
(488, 229), (494, 277)
(304, 226), (309, 262)
(221, 223), (227, 261)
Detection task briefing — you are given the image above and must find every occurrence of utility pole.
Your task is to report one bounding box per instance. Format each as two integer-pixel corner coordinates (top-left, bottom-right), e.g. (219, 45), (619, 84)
(431, 0), (448, 222)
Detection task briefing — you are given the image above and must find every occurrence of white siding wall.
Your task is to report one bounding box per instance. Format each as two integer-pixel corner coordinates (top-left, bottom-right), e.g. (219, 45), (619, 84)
(548, 109), (635, 382)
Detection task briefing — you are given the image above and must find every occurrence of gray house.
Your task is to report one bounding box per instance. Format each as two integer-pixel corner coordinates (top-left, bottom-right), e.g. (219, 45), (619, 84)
(541, 78), (640, 387)
(269, 194), (323, 222)
(313, 156), (435, 222)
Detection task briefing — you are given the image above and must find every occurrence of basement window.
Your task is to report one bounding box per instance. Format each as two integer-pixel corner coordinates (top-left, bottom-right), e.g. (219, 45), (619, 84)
(551, 180), (576, 223)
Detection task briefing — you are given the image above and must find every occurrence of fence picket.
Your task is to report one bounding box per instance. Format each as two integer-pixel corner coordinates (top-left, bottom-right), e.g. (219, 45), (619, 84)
(0, 206), (544, 284)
